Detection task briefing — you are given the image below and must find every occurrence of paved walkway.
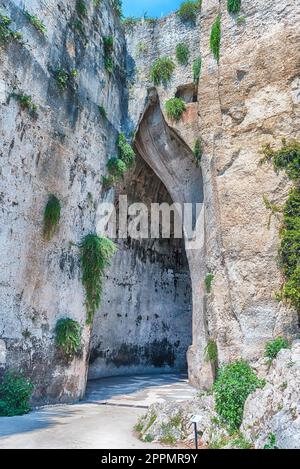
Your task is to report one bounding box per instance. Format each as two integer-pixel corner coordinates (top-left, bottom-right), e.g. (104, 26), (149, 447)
(0, 374), (196, 449)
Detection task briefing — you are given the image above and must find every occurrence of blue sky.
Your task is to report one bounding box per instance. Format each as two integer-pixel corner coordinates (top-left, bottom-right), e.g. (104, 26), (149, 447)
(122, 0), (182, 18)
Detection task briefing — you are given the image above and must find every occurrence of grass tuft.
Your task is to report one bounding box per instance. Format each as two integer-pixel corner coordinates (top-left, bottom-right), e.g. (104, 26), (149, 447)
(210, 15), (221, 63)
(80, 235), (117, 324)
(55, 318), (82, 359)
(227, 0), (241, 14)
(165, 97), (186, 121)
(151, 57), (175, 86)
(43, 195), (61, 241)
(176, 43), (189, 66)
(265, 337), (289, 360)
(194, 138), (202, 166)
(205, 273), (214, 293)
(25, 11), (47, 35)
(192, 57), (202, 83)
(177, 1), (202, 23)
(103, 36), (114, 74)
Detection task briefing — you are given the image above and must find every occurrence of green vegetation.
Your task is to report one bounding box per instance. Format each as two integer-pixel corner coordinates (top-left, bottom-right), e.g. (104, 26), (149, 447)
(0, 12), (22, 43)
(122, 17), (139, 30)
(110, 0), (122, 17)
(236, 15), (246, 25)
(263, 194), (282, 229)
(55, 318), (82, 359)
(134, 419), (144, 434)
(71, 18), (88, 43)
(265, 337), (289, 360)
(103, 36), (114, 73)
(208, 435), (229, 449)
(170, 413), (182, 428)
(55, 68), (78, 91)
(263, 433), (278, 449)
(209, 432), (251, 449)
(117, 132), (136, 168)
(261, 139), (300, 182)
(151, 57), (175, 86)
(176, 43), (189, 66)
(177, 1), (202, 23)
(160, 423), (177, 445)
(165, 97), (186, 121)
(102, 175), (115, 189)
(210, 15), (221, 63)
(260, 140), (300, 313)
(227, 0), (241, 14)
(93, 0), (101, 7)
(107, 157), (127, 178)
(0, 371), (33, 416)
(192, 57), (202, 83)
(43, 195), (61, 241)
(144, 413), (157, 432)
(144, 434), (154, 443)
(214, 360), (265, 433)
(25, 11), (47, 35)
(194, 138), (202, 166)
(99, 105), (107, 119)
(205, 273), (214, 293)
(231, 432), (252, 449)
(80, 235), (117, 324)
(136, 41), (147, 56)
(11, 93), (37, 116)
(76, 0), (87, 17)
(205, 340), (218, 365)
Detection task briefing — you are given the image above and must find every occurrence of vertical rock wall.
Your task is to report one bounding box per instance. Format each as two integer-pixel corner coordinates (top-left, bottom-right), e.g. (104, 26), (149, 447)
(0, 0), (126, 404)
(125, 0), (300, 387)
(0, 0), (299, 404)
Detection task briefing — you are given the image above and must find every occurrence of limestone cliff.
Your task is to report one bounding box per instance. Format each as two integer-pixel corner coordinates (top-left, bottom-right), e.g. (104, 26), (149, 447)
(0, 0), (299, 405)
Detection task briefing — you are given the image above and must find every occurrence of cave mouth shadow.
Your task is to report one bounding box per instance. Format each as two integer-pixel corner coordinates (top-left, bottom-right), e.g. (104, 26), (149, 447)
(88, 89), (205, 383)
(88, 155), (193, 381)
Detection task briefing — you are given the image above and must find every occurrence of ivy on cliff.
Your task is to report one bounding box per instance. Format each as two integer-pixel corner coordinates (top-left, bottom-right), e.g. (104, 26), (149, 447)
(260, 139), (300, 313)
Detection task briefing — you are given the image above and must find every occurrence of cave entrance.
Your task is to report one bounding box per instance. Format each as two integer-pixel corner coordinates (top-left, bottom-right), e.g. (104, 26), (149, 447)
(88, 89), (208, 386)
(88, 154), (192, 379)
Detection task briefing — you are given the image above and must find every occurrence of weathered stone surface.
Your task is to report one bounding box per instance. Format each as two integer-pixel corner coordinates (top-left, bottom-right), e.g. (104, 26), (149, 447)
(0, 0), (126, 403)
(0, 0), (299, 405)
(242, 341), (300, 449)
(135, 393), (227, 446)
(136, 342), (300, 449)
(125, 0), (300, 388)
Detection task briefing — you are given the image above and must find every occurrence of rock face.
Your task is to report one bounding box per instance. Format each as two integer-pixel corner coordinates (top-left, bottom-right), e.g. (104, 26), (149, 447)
(242, 341), (300, 449)
(0, 0), (126, 403)
(0, 0), (299, 404)
(135, 342), (300, 449)
(125, 0), (300, 388)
